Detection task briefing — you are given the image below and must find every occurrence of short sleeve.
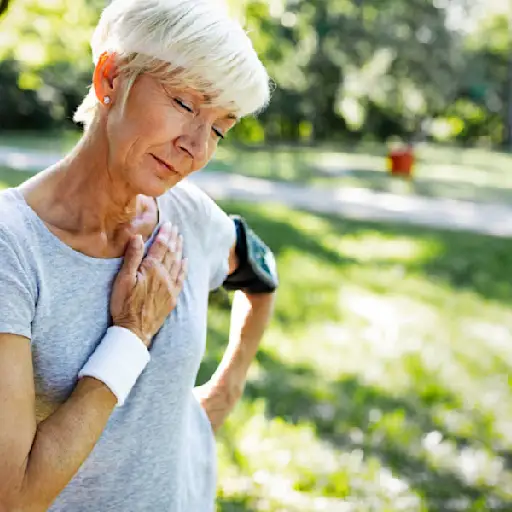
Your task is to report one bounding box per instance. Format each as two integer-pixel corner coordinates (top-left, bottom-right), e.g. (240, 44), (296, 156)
(0, 232), (36, 339)
(202, 195), (236, 291)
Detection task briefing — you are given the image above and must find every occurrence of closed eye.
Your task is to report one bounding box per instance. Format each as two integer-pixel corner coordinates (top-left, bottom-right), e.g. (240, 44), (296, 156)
(173, 97), (194, 113)
(213, 127), (225, 139)
(174, 96), (224, 139)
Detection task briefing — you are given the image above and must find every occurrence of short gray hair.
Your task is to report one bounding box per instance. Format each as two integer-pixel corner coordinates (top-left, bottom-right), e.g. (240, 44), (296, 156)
(74, 0), (271, 128)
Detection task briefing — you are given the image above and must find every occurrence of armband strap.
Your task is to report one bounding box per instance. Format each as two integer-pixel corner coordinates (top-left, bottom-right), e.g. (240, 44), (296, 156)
(223, 215), (278, 294)
(78, 326), (150, 407)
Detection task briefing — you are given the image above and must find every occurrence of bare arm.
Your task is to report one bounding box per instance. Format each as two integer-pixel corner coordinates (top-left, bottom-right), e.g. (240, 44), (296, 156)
(214, 288), (275, 386)
(0, 336), (117, 511)
(215, 243), (276, 385)
(195, 243), (275, 431)
(0, 224), (185, 511)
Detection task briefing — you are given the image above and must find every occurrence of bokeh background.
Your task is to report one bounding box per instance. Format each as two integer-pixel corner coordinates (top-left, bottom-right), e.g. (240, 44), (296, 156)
(1, 1), (512, 511)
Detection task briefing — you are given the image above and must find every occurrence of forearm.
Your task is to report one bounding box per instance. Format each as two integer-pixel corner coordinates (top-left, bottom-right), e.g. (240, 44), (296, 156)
(214, 290), (275, 385)
(15, 378), (116, 511)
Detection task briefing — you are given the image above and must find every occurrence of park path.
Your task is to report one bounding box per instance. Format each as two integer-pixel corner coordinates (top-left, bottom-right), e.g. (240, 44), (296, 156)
(1, 145), (512, 238)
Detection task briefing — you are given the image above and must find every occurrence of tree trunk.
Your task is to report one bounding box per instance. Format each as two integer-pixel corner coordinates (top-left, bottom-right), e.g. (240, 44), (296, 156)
(0, 0), (10, 17)
(506, 43), (512, 149)
(506, 10), (512, 150)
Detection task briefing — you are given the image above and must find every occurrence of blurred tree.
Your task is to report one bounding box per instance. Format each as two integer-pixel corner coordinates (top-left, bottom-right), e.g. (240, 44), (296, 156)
(0, 0), (10, 17)
(0, 0), (102, 129)
(462, 7), (510, 146)
(0, 0), (508, 147)
(232, 0), (476, 143)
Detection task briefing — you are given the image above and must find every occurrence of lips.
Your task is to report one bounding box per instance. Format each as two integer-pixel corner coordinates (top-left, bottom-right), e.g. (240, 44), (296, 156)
(150, 154), (179, 176)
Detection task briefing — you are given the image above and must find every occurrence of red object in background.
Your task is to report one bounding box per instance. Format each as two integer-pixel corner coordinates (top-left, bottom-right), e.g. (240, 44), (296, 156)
(387, 146), (415, 178)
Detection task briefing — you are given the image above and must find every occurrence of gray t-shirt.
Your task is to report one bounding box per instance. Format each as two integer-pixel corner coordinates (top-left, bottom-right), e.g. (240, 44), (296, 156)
(0, 181), (236, 511)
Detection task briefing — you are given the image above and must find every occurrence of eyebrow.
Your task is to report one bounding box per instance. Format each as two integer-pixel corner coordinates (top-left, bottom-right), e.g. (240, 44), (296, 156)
(201, 93), (237, 121)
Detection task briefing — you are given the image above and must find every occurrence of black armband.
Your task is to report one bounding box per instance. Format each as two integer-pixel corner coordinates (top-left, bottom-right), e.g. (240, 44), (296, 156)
(223, 215), (278, 294)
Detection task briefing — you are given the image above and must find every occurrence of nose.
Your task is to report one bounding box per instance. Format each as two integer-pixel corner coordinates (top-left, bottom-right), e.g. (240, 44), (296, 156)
(176, 122), (208, 164)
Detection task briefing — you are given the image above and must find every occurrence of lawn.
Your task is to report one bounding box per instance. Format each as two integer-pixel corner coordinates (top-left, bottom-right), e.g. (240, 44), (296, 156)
(211, 144), (512, 204)
(1, 159), (511, 510)
(202, 201), (512, 511)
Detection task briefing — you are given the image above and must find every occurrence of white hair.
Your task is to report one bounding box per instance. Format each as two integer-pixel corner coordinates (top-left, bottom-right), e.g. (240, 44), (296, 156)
(74, 0), (271, 128)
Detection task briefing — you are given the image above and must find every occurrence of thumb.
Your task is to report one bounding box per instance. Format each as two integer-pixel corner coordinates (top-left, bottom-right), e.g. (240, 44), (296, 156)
(121, 234), (144, 277)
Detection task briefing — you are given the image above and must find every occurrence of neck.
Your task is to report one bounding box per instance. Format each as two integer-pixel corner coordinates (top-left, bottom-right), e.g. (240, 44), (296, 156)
(42, 127), (141, 237)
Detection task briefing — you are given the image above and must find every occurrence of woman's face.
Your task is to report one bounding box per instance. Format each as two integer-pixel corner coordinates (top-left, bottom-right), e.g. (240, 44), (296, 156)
(104, 72), (237, 197)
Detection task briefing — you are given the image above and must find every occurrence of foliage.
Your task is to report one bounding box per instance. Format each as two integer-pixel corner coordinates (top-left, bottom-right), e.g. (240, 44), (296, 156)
(0, 0), (510, 146)
(0, 0), (102, 130)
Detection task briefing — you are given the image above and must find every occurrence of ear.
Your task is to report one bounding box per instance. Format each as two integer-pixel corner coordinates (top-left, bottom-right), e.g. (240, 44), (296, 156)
(93, 52), (120, 105)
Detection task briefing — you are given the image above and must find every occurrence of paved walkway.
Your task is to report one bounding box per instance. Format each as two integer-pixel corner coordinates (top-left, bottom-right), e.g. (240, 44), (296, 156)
(1, 145), (512, 238)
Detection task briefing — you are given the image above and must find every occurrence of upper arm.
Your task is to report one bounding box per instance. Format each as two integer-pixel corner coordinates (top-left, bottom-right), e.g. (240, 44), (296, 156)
(0, 333), (37, 500)
(228, 241), (238, 276)
(0, 229), (38, 500)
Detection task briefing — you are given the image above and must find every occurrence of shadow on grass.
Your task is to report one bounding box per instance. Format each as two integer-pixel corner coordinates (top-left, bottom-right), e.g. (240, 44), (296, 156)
(216, 496), (256, 512)
(247, 351), (510, 510)
(220, 200), (512, 305)
(200, 328), (510, 510)
(224, 202), (349, 269)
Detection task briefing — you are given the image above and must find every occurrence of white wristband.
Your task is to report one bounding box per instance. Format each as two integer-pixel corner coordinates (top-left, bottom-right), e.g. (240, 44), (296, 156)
(78, 326), (150, 406)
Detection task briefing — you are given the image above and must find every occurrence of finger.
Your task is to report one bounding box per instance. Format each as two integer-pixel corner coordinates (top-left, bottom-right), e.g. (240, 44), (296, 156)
(168, 234), (183, 282)
(176, 258), (187, 288)
(120, 235), (144, 277)
(168, 225), (179, 252)
(146, 221), (173, 262)
(162, 225), (179, 265)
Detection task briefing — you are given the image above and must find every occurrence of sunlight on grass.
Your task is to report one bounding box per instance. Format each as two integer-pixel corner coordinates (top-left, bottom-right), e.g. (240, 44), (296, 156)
(338, 233), (440, 263)
(206, 201), (512, 511)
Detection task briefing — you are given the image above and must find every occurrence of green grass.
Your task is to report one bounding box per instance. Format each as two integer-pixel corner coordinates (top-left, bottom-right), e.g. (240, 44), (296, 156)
(209, 144), (512, 204)
(199, 201), (512, 512)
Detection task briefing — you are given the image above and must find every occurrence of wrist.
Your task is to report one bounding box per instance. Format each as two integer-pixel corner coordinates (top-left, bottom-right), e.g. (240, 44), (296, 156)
(113, 323), (149, 346)
(212, 367), (246, 399)
(76, 376), (118, 408)
(78, 326), (151, 406)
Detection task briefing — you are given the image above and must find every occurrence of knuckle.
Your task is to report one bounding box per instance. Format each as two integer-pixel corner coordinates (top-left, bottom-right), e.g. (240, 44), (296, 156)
(151, 262), (169, 283)
(155, 234), (168, 246)
(148, 236), (167, 255)
(141, 257), (157, 271)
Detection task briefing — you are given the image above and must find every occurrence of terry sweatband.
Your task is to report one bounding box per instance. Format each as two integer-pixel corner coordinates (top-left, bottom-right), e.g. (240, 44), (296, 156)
(78, 326), (150, 406)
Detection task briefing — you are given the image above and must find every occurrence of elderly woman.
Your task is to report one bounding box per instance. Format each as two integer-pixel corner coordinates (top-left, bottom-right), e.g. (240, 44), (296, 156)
(0, 0), (277, 510)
